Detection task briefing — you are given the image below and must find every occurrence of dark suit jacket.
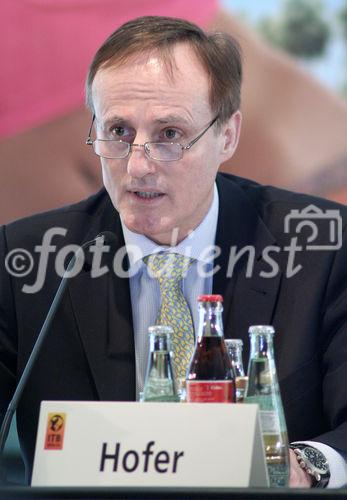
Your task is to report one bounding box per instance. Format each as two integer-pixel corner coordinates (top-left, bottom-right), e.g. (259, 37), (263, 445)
(1, 173), (347, 479)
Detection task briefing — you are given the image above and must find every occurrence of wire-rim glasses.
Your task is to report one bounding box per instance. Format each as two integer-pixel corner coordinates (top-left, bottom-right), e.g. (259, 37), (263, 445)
(85, 115), (219, 162)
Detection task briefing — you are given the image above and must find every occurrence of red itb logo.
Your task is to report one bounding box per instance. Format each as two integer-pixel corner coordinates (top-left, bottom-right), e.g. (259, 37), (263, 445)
(44, 413), (66, 450)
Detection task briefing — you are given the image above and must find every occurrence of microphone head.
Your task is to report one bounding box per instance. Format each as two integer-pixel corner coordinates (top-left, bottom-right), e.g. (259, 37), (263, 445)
(78, 232), (118, 272)
(96, 231), (118, 246)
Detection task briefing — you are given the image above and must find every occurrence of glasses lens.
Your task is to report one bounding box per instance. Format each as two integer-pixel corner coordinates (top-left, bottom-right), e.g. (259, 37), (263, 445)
(93, 140), (129, 159)
(147, 143), (182, 161)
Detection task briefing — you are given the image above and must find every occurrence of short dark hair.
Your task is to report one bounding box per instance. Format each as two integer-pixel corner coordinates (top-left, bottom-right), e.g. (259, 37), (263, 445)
(86, 16), (242, 124)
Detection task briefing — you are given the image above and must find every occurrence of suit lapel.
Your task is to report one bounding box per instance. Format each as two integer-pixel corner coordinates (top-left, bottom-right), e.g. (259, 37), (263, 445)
(214, 174), (282, 363)
(68, 195), (135, 401)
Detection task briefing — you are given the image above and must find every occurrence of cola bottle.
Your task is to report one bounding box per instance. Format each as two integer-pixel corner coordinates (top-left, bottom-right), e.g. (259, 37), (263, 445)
(186, 295), (236, 403)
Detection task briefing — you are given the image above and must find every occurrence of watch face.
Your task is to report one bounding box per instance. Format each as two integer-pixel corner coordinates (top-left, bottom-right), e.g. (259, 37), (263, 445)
(304, 447), (329, 473)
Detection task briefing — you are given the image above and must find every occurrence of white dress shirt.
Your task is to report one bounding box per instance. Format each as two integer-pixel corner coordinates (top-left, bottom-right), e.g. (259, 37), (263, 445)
(121, 184), (219, 398)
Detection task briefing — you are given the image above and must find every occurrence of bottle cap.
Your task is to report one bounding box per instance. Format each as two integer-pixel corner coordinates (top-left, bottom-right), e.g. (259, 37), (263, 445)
(198, 294), (223, 302)
(248, 325), (275, 335)
(148, 325), (173, 335)
(225, 338), (243, 347)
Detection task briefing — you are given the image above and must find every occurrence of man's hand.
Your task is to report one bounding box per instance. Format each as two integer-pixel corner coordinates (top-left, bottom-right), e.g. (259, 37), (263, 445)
(289, 448), (313, 487)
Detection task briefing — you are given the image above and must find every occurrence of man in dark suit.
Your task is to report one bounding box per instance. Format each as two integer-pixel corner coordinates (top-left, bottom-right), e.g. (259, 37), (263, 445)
(1, 16), (346, 487)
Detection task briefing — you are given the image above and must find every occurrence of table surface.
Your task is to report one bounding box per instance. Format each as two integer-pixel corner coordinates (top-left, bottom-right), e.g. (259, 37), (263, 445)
(1, 486), (347, 500)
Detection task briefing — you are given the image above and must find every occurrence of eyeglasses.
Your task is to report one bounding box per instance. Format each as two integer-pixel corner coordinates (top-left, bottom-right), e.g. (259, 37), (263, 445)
(85, 115), (219, 162)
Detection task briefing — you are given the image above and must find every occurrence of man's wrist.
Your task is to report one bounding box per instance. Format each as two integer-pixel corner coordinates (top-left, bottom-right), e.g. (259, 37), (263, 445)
(289, 444), (330, 488)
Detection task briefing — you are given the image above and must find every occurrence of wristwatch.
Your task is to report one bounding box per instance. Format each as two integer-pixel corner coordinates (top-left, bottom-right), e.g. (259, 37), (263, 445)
(289, 444), (330, 488)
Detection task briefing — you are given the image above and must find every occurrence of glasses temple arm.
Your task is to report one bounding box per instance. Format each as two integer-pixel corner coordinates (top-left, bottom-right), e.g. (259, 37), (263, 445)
(184, 115), (219, 150)
(85, 115), (95, 145)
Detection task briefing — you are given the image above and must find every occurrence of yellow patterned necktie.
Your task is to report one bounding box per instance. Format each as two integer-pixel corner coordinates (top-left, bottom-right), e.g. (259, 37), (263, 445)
(144, 252), (195, 381)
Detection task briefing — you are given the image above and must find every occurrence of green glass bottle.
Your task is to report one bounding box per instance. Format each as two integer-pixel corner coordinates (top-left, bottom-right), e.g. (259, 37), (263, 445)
(225, 339), (247, 402)
(142, 325), (179, 402)
(244, 325), (289, 487)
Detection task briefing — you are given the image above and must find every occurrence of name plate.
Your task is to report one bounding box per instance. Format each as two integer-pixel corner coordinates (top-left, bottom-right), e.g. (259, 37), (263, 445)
(32, 401), (268, 487)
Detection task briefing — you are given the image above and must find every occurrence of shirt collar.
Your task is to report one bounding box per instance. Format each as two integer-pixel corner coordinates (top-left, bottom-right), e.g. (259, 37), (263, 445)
(121, 183), (219, 271)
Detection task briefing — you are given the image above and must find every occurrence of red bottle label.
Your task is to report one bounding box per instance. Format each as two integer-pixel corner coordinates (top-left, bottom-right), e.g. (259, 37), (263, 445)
(186, 380), (235, 403)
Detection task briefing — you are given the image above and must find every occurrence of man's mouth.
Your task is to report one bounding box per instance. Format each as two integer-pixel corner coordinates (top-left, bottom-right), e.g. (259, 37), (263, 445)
(132, 191), (164, 199)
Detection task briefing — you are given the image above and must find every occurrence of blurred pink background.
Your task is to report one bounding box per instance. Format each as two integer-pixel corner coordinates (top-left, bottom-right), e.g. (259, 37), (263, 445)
(1, 0), (346, 225)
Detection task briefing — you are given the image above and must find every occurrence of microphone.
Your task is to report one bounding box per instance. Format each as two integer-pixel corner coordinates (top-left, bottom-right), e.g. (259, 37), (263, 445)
(0, 231), (117, 483)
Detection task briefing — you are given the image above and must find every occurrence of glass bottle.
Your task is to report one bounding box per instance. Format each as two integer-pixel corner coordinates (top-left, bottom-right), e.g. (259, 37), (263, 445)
(186, 295), (236, 403)
(177, 379), (187, 403)
(244, 325), (289, 487)
(225, 339), (248, 402)
(225, 339), (245, 377)
(142, 325), (179, 402)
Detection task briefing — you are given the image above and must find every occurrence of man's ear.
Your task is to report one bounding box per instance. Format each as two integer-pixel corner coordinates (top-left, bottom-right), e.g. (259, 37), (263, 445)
(219, 111), (242, 162)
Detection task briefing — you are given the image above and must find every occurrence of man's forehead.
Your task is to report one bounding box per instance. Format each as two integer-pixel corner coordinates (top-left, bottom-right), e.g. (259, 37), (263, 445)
(92, 44), (211, 122)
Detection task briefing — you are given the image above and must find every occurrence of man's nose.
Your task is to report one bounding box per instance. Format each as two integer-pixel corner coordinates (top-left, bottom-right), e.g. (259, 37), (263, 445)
(126, 143), (156, 178)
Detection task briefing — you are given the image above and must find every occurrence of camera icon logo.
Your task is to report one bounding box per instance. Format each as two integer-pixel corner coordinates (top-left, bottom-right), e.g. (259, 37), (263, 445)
(284, 204), (342, 251)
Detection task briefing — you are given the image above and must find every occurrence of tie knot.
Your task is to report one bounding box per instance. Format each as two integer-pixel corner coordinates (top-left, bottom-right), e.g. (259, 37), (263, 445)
(144, 252), (193, 282)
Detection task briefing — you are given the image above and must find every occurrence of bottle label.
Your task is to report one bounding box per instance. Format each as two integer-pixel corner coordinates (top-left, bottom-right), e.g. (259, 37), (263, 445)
(260, 410), (281, 434)
(244, 395), (286, 435)
(186, 380), (234, 403)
